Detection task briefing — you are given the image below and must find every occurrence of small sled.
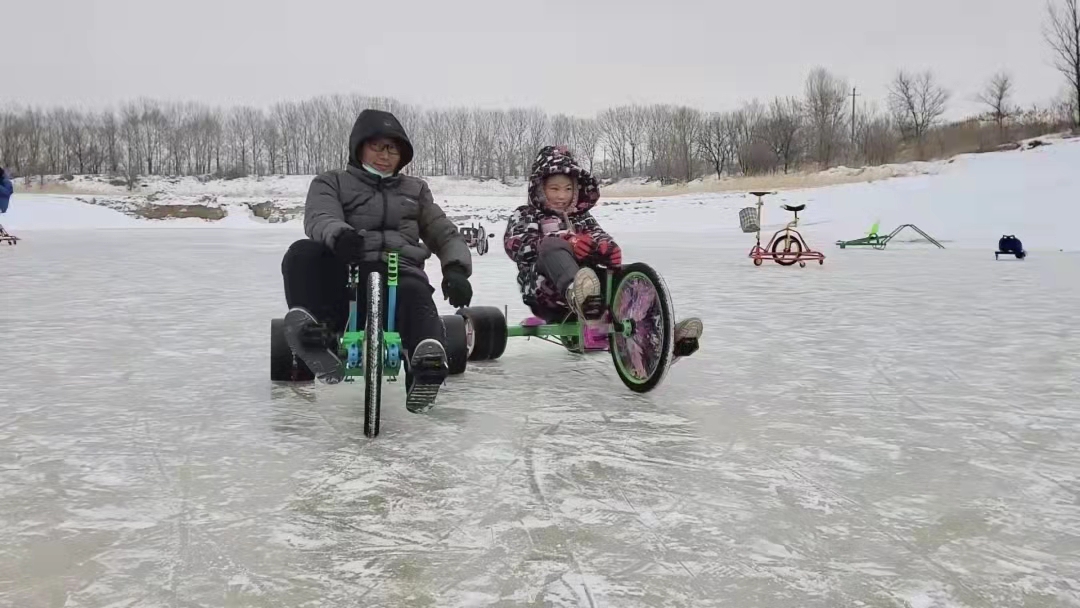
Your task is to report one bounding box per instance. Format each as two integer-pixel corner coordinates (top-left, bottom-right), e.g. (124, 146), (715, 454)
(836, 222), (944, 250)
(0, 224), (18, 245)
(995, 235), (1026, 260)
(460, 223), (494, 256)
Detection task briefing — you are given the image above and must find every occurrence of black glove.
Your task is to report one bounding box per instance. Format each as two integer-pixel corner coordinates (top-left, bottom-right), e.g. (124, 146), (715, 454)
(332, 230), (365, 264)
(441, 265), (473, 308)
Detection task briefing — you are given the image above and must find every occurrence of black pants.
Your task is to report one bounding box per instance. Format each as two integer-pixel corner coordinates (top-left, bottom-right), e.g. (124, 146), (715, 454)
(281, 239), (445, 357)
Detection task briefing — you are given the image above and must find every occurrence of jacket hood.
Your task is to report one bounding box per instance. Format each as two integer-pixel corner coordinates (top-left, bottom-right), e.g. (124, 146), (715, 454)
(527, 145), (600, 214)
(347, 109), (414, 174)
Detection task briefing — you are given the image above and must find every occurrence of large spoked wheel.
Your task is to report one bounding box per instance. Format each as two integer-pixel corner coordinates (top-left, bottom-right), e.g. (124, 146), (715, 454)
(608, 263), (674, 393)
(441, 314), (470, 375)
(271, 318), (313, 382)
(476, 236), (489, 256)
(771, 233), (802, 266)
(363, 271), (384, 438)
(457, 306), (508, 361)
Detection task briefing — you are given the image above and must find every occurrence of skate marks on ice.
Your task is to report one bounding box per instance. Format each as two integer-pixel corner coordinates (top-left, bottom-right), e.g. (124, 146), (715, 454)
(265, 369), (753, 607)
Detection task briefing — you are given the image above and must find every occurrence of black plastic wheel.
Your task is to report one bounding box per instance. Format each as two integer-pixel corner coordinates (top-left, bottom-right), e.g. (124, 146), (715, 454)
(363, 271), (383, 438)
(442, 314), (470, 375)
(271, 318), (313, 382)
(608, 263), (674, 393)
(771, 234), (803, 266)
(457, 306), (508, 361)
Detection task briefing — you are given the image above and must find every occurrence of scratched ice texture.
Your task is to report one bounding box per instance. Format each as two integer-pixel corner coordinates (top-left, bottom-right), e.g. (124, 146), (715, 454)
(2, 227), (1079, 608)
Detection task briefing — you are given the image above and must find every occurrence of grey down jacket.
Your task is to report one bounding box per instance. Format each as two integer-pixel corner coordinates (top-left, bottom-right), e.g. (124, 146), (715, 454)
(303, 109), (471, 279)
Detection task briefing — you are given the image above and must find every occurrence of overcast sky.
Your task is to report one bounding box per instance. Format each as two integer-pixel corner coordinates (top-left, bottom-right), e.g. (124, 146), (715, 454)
(4, 0), (1065, 119)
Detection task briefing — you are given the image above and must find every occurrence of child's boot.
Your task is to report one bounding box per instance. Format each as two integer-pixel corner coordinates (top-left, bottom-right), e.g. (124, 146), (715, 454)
(673, 317), (702, 359)
(566, 267), (604, 320)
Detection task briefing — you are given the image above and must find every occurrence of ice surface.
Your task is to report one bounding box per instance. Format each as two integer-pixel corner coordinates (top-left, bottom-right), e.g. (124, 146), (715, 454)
(2, 223), (1079, 607)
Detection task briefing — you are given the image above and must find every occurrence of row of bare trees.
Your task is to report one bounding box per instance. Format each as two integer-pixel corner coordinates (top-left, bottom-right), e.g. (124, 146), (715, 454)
(1, 69), (1073, 187)
(2, 0), (1078, 187)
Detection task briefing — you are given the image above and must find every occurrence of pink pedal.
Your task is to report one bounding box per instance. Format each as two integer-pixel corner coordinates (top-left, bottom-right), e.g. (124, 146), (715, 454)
(582, 324), (609, 351)
(520, 317), (546, 327)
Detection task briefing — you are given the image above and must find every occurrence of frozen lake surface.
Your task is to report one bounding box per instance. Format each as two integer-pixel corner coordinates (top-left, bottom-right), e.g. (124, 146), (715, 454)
(2, 229), (1079, 607)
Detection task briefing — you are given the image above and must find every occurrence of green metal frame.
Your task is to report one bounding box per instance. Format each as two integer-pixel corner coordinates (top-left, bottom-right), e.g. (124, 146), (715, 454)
(339, 252), (404, 380)
(836, 224), (945, 250)
(504, 269), (634, 350)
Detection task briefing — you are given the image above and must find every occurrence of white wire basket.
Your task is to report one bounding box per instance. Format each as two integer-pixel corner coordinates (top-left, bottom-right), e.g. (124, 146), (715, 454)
(738, 207), (760, 233)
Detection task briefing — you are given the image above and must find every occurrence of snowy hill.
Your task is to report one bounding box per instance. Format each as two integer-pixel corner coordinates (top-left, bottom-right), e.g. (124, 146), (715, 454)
(4, 137), (1079, 251)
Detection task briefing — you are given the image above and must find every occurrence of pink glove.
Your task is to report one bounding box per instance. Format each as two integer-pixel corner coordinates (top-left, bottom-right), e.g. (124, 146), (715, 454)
(565, 232), (594, 260)
(596, 240), (622, 266)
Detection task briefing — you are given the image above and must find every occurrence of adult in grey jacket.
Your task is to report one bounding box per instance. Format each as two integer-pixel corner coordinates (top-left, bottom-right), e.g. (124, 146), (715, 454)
(281, 109), (473, 413)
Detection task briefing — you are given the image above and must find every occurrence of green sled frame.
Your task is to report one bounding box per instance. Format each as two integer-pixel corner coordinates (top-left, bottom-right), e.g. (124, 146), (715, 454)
(271, 252), (409, 439)
(454, 262), (680, 394)
(835, 224), (945, 250)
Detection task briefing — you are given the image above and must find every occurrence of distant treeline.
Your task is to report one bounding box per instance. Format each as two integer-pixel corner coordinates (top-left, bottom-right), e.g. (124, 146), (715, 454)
(1, 66), (1077, 187)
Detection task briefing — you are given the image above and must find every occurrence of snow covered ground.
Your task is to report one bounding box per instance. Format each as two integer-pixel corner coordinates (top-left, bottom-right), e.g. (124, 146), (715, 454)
(5, 136), (1080, 251)
(1, 140), (1079, 607)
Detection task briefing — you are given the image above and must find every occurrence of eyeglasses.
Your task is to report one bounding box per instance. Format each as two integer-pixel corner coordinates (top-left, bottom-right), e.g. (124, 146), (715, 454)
(366, 141), (401, 158)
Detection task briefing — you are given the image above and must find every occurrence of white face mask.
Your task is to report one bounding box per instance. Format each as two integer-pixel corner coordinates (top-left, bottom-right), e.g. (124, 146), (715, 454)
(362, 163), (393, 178)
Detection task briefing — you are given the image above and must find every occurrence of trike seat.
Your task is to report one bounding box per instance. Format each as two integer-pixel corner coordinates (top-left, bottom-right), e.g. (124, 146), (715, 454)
(749, 191), (775, 197)
(781, 204), (805, 213)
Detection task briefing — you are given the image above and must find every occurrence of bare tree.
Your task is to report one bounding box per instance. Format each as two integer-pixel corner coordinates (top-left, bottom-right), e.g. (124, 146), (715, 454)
(504, 109), (529, 177)
(0, 110), (25, 172)
(570, 118), (601, 173)
(697, 112), (732, 179)
(23, 109), (44, 184)
(523, 109), (549, 176)
(550, 114), (573, 147)
(597, 107), (634, 177)
(100, 110), (120, 173)
(119, 104), (142, 188)
(624, 106), (647, 175)
(449, 109), (473, 176)
(672, 107), (703, 181)
(1045, 0), (1080, 127)
(427, 111), (452, 175)
(803, 67), (849, 169)
(726, 101), (772, 176)
(889, 69), (949, 155)
(1057, 87), (1080, 125)
(262, 116), (280, 175)
(853, 104), (900, 166)
(761, 97), (803, 173)
(472, 109), (498, 177)
(977, 72), (1016, 134)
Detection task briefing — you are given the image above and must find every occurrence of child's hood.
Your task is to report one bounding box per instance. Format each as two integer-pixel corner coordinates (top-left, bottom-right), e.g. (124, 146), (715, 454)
(527, 146), (600, 214)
